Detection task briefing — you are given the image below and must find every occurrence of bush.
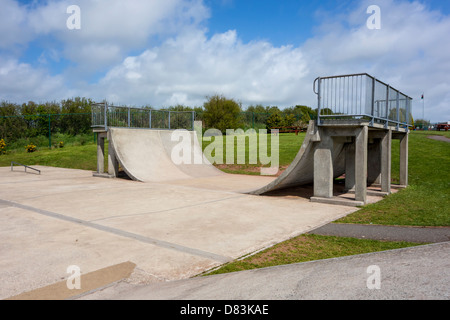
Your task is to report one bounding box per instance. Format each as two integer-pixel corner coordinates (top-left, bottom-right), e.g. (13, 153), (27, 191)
(203, 95), (242, 133)
(25, 143), (37, 153)
(266, 112), (285, 130)
(0, 139), (6, 154)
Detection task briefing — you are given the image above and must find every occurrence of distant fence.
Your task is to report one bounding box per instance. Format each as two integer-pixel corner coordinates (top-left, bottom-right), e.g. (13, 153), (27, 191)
(314, 73), (413, 130)
(91, 103), (196, 131)
(92, 103), (315, 132)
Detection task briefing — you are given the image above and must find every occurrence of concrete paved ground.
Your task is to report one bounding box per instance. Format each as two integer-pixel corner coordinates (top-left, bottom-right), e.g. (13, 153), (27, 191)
(79, 242), (450, 300)
(0, 166), (360, 299)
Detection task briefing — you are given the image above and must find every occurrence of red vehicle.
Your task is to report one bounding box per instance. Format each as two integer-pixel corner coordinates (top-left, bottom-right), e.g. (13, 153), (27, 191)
(436, 122), (450, 131)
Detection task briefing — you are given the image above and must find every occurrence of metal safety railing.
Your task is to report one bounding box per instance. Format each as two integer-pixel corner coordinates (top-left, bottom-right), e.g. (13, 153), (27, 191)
(91, 103), (196, 131)
(11, 161), (41, 175)
(313, 73), (413, 130)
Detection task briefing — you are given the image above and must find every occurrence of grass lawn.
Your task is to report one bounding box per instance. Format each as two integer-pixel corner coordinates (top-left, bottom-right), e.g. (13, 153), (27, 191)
(203, 132), (306, 175)
(0, 143), (99, 171)
(336, 130), (450, 226)
(205, 234), (421, 276)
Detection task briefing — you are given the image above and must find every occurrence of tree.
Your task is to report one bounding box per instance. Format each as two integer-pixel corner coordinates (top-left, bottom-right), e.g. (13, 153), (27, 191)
(203, 95), (242, 133)
(293, 105), (315, 122)
(265, 112), (284, 130)
(284, 114), (296, 127)
(60, 97), (92, 135)
(0, 101), (27, 141)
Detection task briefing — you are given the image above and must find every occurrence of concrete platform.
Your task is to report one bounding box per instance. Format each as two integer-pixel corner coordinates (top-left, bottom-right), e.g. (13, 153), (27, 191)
(0, 166), (361, 300)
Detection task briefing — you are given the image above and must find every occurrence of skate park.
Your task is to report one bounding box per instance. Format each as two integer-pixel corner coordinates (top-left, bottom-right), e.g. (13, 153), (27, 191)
(1, 74), (448, 300)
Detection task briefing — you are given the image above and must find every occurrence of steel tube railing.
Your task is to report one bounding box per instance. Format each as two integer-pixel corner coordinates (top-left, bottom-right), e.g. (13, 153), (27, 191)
(91, 103), (196, 131)
(314, 73), (412, 129)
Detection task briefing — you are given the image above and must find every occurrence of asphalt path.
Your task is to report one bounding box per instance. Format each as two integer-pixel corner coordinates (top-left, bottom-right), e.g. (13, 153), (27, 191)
(308, 223), (450, 243)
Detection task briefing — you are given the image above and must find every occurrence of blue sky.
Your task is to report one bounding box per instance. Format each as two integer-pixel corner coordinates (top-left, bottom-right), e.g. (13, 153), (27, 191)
(1, 0), (450, 122)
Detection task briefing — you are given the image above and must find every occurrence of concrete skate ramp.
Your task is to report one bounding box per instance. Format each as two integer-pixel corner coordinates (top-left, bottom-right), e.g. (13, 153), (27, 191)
(109, 128), (224, 183)
(249, 121), (346, 195)
(109, 122), (346, 194)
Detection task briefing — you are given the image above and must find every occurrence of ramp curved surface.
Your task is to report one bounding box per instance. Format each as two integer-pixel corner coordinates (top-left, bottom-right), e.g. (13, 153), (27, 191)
(109, 128), (224, 183)
(249, 121), (346, 195)
(109, 122), (347, 194)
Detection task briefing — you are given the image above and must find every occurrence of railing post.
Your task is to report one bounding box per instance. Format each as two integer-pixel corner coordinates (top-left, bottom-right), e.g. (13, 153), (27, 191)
(317, 78), (322, 125)
(371, 77), (376, 126)
(385, 85), (390, 128)
(104, 102), (108, 131)
(128, 108), (131, 127)
(192, 111), (195, 131)
(168, 111), (171, 130)
(396, 91), (400, 131)
(149, 110), (152, 129)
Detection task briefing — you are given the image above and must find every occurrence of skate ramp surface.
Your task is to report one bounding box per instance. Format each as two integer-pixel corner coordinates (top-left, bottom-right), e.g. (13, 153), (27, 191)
(108, 122), (346, 194)
(249, 121), (346, 195)
(109, 128), (224, 183)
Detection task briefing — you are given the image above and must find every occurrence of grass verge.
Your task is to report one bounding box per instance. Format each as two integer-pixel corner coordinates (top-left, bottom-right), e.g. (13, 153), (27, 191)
(206, 234), (421, 276)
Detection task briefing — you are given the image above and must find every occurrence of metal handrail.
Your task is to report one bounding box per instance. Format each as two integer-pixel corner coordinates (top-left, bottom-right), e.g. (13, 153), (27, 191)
(91, 102), (196, 131)
(314, 73), (413, 129)
(11, 162), (41, 175)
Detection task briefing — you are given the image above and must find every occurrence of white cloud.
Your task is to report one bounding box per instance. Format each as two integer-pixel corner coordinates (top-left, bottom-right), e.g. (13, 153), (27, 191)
(0, 58), (69, 102)
(90, 29), (308, 107)
(0, 0), (32, 49)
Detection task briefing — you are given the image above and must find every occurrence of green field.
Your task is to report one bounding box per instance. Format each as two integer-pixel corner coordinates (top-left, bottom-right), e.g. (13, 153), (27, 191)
(337, 131), (450, 226)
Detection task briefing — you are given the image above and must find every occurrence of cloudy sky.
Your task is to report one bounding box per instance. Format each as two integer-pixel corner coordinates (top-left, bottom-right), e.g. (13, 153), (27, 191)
(1, 0), (449, 122)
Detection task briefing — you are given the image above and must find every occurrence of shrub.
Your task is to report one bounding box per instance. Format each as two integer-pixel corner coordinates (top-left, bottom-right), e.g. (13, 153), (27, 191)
(266, 112), (285, 130)
(25, 143), (37, 153)
(0, 139), (6, 154)
(203, 95), (242, 133)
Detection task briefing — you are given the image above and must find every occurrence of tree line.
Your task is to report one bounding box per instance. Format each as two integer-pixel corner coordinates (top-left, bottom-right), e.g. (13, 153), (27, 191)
(0, 95), (317, 142)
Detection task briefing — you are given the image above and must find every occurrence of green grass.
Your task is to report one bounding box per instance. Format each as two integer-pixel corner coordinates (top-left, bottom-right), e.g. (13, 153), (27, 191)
(337, 131), (450, 226)
(203, 132), (305, 174)
(0, 143), (99, 170)
(0, 133), (100, 170)
(206, 234), (421, 276)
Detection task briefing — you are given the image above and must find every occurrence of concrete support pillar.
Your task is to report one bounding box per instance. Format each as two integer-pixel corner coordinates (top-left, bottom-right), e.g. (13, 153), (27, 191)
(97, 132), (106, 174)
(367, 139), (381, 185)
(380, 130), (392, 193)
(345, 142), (355, 191)
(107, 131), (119, 177)
(399, 133), (409, 186)
(355, 126), (368, 203)
(314, 134), (334, 198)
